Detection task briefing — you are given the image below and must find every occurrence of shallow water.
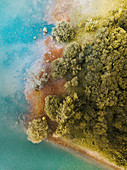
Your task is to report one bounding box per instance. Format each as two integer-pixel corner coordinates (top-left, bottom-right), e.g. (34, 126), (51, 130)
(0, 0), (111, 169)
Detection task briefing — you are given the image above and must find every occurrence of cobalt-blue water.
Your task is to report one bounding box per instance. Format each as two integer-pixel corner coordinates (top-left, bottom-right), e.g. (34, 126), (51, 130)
(0, 0), (110, 169)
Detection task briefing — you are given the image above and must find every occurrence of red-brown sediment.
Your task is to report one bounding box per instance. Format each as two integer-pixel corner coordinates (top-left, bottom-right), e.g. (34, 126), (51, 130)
(25, 37), (66, 120)
(44, 37), (64, 64)
(49, 0), (74, 23)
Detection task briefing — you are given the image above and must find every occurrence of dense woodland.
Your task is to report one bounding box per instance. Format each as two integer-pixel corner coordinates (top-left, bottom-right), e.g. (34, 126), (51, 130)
(26, 7), (127, 168)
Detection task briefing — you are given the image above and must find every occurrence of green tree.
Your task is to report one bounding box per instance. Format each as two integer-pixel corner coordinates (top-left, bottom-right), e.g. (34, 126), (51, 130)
(52, 21), (75, 43)
(118, 10), (127, 31)
(26, 118), (48, 143)
(85, 19), (98, 32)
(45, 95), (61, 121)
(64, 42), (81, 59)
(51, 58), (69, 80)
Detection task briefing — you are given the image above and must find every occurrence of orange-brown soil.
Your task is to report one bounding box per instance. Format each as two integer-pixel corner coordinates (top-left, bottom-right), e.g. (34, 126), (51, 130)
(25, 37), (66, 122)
(50, 0), (74, 23)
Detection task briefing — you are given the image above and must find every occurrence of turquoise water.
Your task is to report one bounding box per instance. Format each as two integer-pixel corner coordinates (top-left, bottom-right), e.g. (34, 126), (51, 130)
(0, 0), (111, 169)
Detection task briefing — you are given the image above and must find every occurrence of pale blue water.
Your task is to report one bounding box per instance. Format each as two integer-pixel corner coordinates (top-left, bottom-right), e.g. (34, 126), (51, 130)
(0, 0), (111, 169)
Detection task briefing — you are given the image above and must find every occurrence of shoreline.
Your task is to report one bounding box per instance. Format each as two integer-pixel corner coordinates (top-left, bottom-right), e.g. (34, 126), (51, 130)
(47, 136), (123, 170)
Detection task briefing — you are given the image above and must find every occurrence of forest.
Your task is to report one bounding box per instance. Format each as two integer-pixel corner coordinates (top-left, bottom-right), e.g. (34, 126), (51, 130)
(25, 5), (127, 168)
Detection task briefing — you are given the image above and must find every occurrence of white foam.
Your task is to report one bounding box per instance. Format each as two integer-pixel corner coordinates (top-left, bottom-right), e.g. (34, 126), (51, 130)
(0, 39), (46, 97)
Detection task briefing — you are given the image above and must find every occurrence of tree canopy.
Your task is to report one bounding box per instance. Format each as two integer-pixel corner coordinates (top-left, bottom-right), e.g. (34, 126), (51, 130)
(52, 21), (75, 43)
(26, 118), (49, 143)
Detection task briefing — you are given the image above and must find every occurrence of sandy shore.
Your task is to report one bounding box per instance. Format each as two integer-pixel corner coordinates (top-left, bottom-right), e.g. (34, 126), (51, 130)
(47, 136), (123, 170)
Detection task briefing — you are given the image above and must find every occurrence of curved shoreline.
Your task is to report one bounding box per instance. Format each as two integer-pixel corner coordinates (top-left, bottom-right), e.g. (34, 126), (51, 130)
(47, 136), (123, 170)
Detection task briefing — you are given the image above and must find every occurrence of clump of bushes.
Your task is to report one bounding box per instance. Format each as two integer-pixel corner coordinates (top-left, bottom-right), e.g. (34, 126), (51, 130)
(55, 93), (86, 137)
(118, 9), (127, 31)
(51, 58), (69, 80)
(51, 42), (83, 79)
(52, 21), (75, 43)
(64, 76), (79, 88)
(26, 117), (48, 143)
(58, 93), (80, 121)
(82, 27), (127, 109)
(45, 95), (61, 121)
(85, 19), (98, 32)
(63, 42), (82, 59)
